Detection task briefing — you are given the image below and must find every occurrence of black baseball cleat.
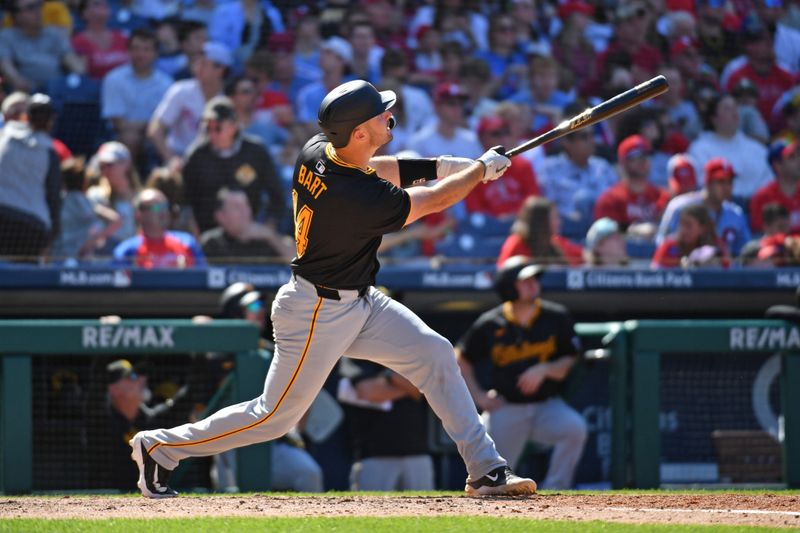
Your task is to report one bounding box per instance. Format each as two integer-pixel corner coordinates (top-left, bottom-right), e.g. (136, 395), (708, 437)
(465, 466), (537, 497)
(130, 432), (178, 499)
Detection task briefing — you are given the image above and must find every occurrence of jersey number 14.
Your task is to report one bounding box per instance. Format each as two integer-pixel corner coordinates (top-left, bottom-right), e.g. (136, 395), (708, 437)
(292, 189), (313, 258)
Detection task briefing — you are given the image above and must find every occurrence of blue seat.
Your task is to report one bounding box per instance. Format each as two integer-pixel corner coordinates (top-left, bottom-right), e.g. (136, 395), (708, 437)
(46, 75), (107, 156)
(626, 240), (657, 259)
(463, 213), (514, 238)
(435, 233), (505, 259)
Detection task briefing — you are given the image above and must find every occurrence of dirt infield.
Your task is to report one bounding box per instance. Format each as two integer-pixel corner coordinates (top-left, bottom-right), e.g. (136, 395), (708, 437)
(2, 493), (800, 528)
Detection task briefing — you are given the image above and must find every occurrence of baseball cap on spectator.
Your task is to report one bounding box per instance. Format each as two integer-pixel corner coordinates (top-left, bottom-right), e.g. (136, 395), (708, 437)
(614, 1), (647, 21)
(96, 141), (131, 164)
(667, 153), (697, 194)
(202, 95), (236, 122)
(558, 0), (594, 20)
(767, 139), (790, 166)
(741, 14), (769, 43)
(704, 157), (736, 182)
(586, 217), (621, 250)
(617, 134), (652, 162)
(670, 36), (698, 57)
(321, 36), (353, 65)
(434, 82), (468, 102)
(477, 115), (509, 136)
(1, 91), (29, 118)
(732, 77), (759, 98)
(106, 358), (137, 384)
(203, 41), (233, 67)
(267, 32), (294, 53)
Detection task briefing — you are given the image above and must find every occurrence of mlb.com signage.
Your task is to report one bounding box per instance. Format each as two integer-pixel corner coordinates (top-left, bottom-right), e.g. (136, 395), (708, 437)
(81, 325), (175, 349)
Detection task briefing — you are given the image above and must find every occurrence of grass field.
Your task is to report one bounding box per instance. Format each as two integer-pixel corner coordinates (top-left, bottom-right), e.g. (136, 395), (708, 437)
(0, 517), (791, 532)
(1, 491), (798, 532)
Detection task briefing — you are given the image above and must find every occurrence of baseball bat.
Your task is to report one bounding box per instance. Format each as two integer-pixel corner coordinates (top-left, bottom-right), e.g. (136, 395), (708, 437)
(503, 75), (669, 158)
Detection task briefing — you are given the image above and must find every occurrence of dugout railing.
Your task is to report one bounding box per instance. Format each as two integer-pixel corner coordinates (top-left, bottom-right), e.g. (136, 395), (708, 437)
(0, 319), (265, 494)
(619, 320), (800, 489)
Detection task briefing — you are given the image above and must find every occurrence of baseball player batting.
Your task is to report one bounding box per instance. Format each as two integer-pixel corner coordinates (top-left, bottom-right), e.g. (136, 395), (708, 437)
(129, 80), (536, 498)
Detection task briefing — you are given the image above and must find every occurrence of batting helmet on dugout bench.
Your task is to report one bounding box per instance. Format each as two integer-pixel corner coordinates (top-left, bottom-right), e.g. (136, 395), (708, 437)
(318, 80), (396, 148)
(494, 256), (545, 302)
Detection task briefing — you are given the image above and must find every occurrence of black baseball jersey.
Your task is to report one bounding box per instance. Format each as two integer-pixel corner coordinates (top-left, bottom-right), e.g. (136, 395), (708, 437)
(290, 134), (411, 289)
(344, 359), (431, 460)
(457, 299), (581, 404)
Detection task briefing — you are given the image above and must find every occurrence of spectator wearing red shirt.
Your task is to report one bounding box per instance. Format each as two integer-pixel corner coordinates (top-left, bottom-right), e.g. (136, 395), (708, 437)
(498, 197), (584, 267)
(465, 116), (540, 219)
(724, 17), (795, 129)
(71, 0), (129, 79)
(750, 140), (800, 232)
(652, 202), (729, 268)
(594, 134), (670, 240)
(113, 188), (205, 268)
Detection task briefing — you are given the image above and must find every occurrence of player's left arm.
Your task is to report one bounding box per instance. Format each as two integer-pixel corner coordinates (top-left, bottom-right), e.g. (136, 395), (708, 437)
(369, 155), (476, 189)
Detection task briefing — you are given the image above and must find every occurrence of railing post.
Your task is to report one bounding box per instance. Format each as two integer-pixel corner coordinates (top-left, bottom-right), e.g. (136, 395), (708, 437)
(782, 351), (800, 488)
(234, 350), (272, 491)
(632, 350), (660, 489)
(1, 355), (32, 494)
(606, 326), (629, 489)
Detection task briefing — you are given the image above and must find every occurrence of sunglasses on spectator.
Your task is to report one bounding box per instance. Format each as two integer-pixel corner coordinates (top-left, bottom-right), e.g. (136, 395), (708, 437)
(236, 86), (256, 95)
(245, 300), (263, 313)
(206, 121), (233, 133)
(138, 202), (168, 213)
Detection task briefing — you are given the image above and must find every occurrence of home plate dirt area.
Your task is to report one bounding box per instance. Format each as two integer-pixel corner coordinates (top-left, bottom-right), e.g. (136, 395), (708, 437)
(2, 493), (800, 528)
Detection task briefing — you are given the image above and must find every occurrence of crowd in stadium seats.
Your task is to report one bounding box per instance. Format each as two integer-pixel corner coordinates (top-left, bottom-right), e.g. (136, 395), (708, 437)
(0, 0), (798, 268)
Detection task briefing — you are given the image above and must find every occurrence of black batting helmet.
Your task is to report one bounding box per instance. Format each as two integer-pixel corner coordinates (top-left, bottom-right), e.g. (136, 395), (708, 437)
(318, 80), (396, 148)
(494, 256), (544, 302)
(219, 282), (255, 318)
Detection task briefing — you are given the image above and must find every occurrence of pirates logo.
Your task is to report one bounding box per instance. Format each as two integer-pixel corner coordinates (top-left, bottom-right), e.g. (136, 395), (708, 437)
(236, 164), (257, 186)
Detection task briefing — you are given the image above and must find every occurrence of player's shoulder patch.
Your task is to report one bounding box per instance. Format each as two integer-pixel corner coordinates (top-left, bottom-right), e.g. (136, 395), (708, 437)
(315, 159), (326, 175)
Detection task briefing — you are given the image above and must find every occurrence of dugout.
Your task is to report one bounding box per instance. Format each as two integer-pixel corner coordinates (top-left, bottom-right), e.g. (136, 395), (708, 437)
(0, 319), (265, 495)
(614, 320), (800, 489)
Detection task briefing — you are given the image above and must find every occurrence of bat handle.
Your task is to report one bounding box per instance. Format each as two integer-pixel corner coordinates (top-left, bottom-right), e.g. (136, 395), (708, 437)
(490, 145), (507, 156)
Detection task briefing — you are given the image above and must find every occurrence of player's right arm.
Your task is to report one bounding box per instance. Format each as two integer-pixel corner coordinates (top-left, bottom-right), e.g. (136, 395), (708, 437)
(404, 148), (510, 226)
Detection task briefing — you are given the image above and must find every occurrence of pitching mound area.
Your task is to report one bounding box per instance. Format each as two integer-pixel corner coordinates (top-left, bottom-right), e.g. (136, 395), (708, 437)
(2, 493), (799, 528)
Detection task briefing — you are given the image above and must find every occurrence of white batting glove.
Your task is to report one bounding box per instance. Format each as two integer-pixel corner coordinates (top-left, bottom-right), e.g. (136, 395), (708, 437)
(436, 155), (474, 178)
(477, 148), (511, 183)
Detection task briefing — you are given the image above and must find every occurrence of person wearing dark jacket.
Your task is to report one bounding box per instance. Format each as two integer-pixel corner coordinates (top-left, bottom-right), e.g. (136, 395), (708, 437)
(182, 95), (287, 234)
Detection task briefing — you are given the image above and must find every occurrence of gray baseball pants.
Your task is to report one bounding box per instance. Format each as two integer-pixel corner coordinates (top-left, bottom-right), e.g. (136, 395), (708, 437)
(350, 455), (434, 491)
(483, 397), (587, 489)
(140, 275), (505, 480)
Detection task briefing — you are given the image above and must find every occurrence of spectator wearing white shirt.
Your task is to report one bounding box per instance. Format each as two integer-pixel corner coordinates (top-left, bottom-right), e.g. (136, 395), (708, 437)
(538, 120), (618, 234)
(407, 82), (483, 159)
(688, 93), (773, 200)
(147, 41), (231, 171)
(102, 28), (172, 166)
